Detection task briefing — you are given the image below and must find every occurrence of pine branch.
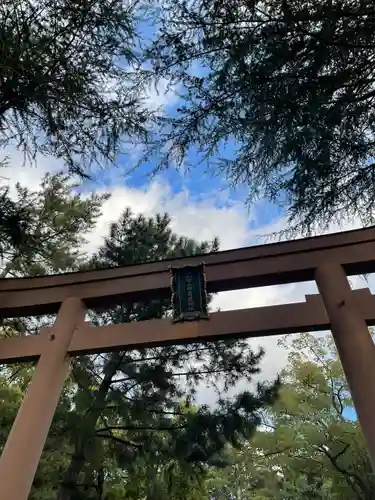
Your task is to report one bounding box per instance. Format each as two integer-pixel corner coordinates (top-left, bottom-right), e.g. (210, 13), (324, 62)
(110, 366), (241, 385)
(95, 432), (143, 449)
(96, 424), (187, 432)
(262, 446), (293, 458)
(104, 404), (188, 417)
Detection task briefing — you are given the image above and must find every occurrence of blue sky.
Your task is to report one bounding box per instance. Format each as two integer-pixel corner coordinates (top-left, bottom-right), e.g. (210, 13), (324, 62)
(119, 144), (283, 227)
(81, 19), (285, 239)
(344, 407), (357, 421)
(85, 103), (284, 238)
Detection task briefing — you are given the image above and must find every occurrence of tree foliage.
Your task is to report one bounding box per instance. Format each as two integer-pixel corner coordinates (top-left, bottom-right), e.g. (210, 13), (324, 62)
(0, 172), (107, 276)
(147, 0), (375, 232)
(0, 0), (156, 257)
(0, 183), (29, 261)
(205, 333), (375, 499)
(0, 0), (153, 175)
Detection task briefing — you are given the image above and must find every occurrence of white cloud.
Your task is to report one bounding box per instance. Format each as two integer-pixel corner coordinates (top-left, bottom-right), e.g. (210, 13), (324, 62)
(144, 77), (179, 111)
(0, 145), (64, 195)
(82, 180), (251, 253)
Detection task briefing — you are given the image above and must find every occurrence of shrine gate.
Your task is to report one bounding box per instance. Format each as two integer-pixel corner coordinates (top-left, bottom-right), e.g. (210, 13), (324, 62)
(1, 225), (375, 499)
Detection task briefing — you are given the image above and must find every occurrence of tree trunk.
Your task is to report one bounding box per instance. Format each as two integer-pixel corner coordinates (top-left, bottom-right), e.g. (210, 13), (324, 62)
(56, 356), (120, 500)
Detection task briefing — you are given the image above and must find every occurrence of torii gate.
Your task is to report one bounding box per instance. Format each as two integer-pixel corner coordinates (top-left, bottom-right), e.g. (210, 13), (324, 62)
(1, 226), (375, 499)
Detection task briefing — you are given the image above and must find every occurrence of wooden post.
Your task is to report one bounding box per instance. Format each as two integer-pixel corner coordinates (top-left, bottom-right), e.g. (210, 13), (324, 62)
(315, 262), (375, 469)
(0, 297), (85, 500)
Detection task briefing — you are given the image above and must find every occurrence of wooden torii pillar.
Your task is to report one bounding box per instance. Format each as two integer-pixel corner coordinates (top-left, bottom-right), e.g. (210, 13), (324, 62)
(0, 226), (375, 499)
(316, 263), (375, 465)
(0, 298), (86, 500)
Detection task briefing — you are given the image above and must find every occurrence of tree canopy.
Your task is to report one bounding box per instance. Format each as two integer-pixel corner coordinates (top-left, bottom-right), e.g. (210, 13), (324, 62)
(0, 172), (107, 275)
(204, 333), (375, 499)
(4, 0), (375, 239)
(0, 0), (158, 251)
(0, 0), (154, 176)
(147, 0), (375, 233)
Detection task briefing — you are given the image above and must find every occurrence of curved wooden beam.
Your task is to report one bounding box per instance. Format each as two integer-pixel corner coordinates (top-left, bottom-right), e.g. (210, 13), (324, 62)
(0, 225), (375, 317)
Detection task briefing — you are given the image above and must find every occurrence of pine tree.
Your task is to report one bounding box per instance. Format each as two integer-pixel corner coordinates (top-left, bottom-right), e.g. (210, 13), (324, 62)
(0, 172), (108, 277)
(146, 0), (375, 233)
(55, 209), (279, 500)
(0, 0), (154, 176)
(0, 0), (155, 255)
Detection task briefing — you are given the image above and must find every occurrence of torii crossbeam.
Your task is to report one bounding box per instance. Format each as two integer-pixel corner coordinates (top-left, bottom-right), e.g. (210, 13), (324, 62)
(1, 226), (375, 500)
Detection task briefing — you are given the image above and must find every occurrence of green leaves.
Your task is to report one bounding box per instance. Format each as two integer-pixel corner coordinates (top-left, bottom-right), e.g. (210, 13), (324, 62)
(0, 172), (106, 275)
(0, 0), (155, 175)
(146, 0), (375, 233)
(206, 332), (375, 499)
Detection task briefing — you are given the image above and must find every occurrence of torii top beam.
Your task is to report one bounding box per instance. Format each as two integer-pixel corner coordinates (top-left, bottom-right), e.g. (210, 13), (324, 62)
(1, 225), (375, 318)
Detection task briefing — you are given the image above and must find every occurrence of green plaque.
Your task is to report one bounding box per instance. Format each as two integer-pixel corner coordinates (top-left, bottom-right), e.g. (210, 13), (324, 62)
(170, 263), (209, 322)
